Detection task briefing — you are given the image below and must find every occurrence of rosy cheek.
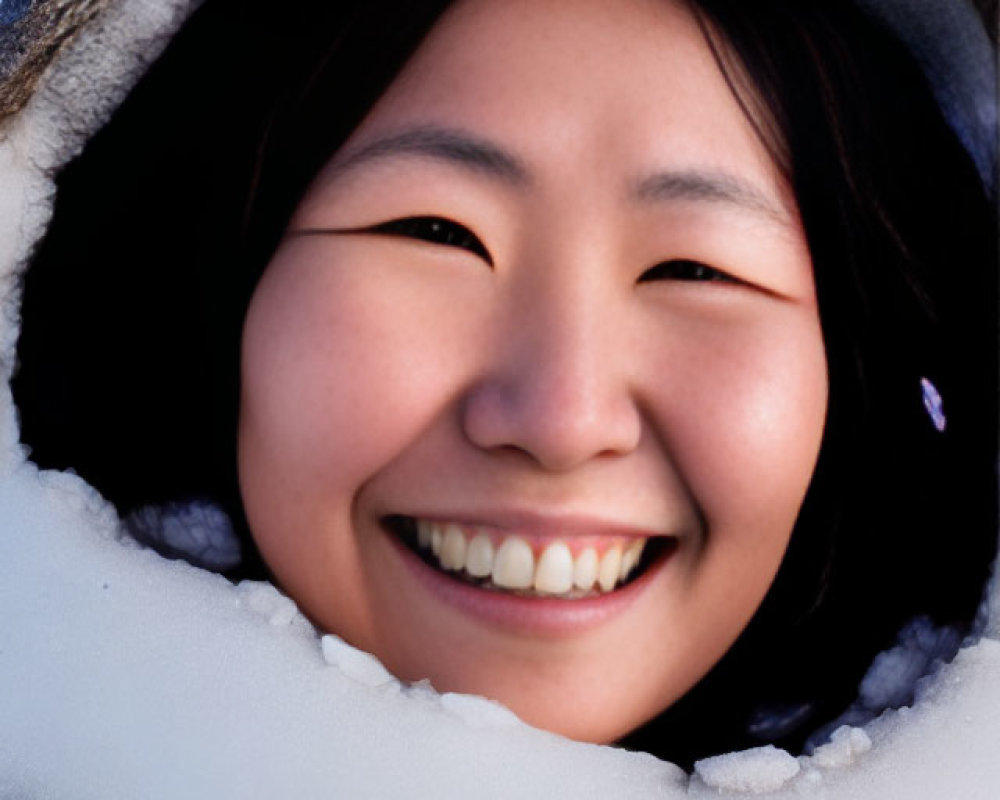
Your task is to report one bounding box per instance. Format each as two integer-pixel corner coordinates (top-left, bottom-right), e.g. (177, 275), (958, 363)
(643, 304), (827, 544)
(240, 239), (490, 494)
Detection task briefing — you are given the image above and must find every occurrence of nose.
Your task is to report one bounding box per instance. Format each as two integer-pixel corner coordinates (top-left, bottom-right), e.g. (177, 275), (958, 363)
(461, 272), (642, 473)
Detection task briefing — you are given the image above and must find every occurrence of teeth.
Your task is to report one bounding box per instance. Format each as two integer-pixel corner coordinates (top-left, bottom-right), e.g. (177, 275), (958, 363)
(620, 539), (646, 580)
(598, 546), (622, 592)
(440, 524), (467, 570)
(465, 533), (494, 578)
(534, 542), (574, 594)
(492, 537), (535, 590)
(417, 519), (433, 549)
(411, 520), (651, 597)
(573, 547), (598, 592)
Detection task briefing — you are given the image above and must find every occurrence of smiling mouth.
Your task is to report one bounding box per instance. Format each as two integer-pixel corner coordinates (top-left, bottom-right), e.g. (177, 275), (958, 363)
(384, 515), (675, 599)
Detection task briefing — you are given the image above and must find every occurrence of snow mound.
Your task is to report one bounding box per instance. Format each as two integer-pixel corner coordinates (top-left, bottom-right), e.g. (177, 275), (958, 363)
(810, 726), (872, 770)
(694, 745), (801, 794)
(0, 464), (689, 798)
(1, 458), (998, 797)
(321, 634), (401, 691)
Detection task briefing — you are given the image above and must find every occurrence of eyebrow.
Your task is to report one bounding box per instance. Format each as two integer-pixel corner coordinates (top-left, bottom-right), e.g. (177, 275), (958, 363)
(328, 126), (529, 186)
(328, 125), (788, 224)
(631, 169), (789, 223)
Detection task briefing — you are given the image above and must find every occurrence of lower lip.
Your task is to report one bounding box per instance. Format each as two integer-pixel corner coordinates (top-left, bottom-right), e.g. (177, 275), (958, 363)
(384, 527), (674, 637)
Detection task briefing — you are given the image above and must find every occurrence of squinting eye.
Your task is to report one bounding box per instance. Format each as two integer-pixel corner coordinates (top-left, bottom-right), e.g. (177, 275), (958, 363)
(369, 216), (493, 265)
(638, 259), (736, 284)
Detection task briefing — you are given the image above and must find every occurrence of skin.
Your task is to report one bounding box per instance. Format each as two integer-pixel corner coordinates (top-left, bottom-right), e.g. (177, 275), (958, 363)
(238, 0), (828, 743)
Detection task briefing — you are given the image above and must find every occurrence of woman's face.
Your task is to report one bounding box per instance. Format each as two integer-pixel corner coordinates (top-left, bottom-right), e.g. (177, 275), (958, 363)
(239, 0), (827, 743)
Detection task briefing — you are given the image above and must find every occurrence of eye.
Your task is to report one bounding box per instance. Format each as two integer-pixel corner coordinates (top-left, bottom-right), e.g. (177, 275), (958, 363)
(638, 259), (737, 284)
(368, 216), (493, 265)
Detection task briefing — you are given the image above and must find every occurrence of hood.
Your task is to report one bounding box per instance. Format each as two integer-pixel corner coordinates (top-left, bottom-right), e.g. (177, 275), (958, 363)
(0, 1), (998, 797)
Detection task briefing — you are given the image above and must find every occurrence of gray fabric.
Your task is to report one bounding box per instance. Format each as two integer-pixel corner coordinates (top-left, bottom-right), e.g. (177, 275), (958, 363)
(857, 0), (998, 194)
(0, 0), (113, 123)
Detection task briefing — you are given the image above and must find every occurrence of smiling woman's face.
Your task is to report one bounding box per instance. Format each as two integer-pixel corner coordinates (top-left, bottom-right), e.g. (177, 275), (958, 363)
(238, 0), (827, 743)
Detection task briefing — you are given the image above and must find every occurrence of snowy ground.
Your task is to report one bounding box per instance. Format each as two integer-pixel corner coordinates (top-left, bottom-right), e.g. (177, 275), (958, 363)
(1, 0), (999, 796)
(0, 457), (999, 798)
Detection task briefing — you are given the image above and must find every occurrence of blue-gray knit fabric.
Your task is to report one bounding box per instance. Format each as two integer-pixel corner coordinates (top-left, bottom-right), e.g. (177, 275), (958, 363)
(857, 0), (997, 195)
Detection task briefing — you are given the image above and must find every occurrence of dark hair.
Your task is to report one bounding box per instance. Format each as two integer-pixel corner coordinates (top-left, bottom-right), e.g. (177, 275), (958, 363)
(12, 0), (996, 768)
(13, 0), (451, 577)
(618, 0), (998, 763)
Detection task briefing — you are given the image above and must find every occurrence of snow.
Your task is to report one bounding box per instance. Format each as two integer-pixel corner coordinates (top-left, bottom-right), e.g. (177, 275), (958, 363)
(803, 617), (967, 750)
(321, 634), (400, 690)
(810, 727), (872, 770)
(694, 746), (801, 794)
(0, 465), (689, 798)
(125, 500), (242, 571)
(858, 620), (963, 709)
(1, 0), (999, 796)
(439, 690), (523, 729)
(1, 447), (999, 798)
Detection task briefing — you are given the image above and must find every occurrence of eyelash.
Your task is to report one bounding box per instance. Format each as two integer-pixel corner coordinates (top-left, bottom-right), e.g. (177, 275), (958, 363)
(369, 216), (493, 265)
(638, 260), (737, 284)
(360, 216), (736, 285)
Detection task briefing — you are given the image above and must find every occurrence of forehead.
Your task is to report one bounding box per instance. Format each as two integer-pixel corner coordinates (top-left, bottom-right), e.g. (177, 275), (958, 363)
(341, 0), (785, 206)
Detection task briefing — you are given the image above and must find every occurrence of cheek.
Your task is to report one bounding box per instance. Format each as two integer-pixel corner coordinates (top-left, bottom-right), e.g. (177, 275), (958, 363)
(237, 243), (463, 637)
(704, 318), (827, 511)
(645, 301), (828, 578)
(236, 239), (500, 600)
(239, 243), (479, 493)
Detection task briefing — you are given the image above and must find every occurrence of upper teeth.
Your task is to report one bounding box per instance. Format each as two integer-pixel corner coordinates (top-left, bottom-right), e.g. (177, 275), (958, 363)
(415, 520), (648, 597)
